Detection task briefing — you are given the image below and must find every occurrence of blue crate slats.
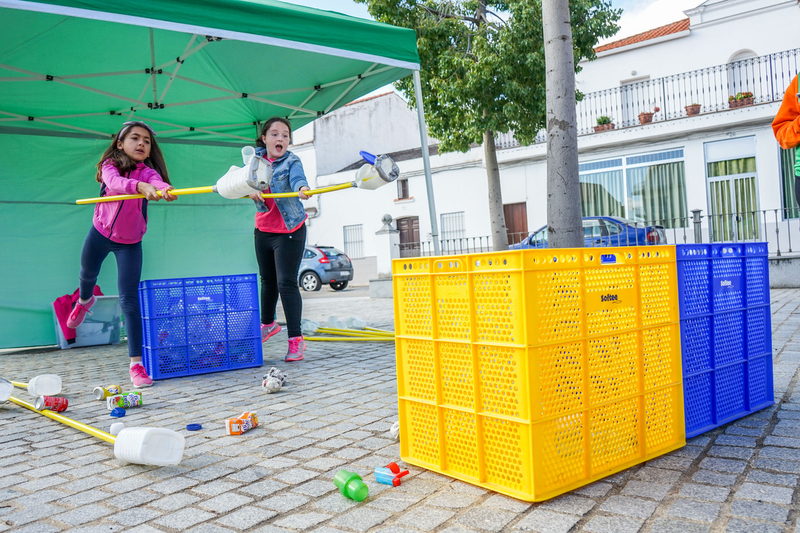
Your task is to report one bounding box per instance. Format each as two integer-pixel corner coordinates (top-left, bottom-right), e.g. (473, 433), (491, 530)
(138, 274), (262, 379)
(677, 243), (773, 437)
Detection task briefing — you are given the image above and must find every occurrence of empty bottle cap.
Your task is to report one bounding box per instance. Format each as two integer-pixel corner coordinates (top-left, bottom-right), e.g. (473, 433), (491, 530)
(110, 407), (126, 418)
(110, 422), (125, 436)
(359, 151), (376, 165)
(186, 424), (202, 431)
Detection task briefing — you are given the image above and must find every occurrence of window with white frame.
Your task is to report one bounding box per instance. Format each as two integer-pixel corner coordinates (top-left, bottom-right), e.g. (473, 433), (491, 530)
(579, 149), (688, 229)
(343, 224), (364, 259)
(440, 211), (466, 243)
(704, 137), (759, 241)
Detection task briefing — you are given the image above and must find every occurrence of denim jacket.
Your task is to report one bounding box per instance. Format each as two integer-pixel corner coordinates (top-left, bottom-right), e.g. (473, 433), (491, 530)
(255, 147), (309, 230)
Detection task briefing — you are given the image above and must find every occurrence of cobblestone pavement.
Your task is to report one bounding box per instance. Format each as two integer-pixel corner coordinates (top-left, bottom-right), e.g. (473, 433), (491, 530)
(1, 289), (799, 533)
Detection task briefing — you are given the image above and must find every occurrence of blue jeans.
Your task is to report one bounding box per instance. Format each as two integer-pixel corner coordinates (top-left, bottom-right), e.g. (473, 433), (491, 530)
(78, 226), (143, 358)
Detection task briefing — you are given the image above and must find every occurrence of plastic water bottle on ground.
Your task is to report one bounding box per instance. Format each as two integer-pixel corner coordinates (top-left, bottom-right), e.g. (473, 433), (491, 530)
(27, 375), (62, 397)
(301, 319), (319, 336)
(0, 378), (13, 405)
(327, 316), (346, 329)
(113, 427), (185, 466)
(346, 317), (366, 330)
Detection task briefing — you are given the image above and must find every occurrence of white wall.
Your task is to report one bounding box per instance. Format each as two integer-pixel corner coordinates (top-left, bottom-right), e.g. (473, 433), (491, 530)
(577, 0), (799, 94)
(313, 93), (435, 176)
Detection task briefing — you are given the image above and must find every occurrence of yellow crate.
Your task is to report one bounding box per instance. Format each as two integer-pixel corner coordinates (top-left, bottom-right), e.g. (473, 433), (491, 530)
(393, 246), (684, 501)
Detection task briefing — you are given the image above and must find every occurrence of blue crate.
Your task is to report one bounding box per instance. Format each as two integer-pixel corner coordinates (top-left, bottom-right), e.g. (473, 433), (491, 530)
(139, 274), (262, 380)
(677, 243), (774, 437)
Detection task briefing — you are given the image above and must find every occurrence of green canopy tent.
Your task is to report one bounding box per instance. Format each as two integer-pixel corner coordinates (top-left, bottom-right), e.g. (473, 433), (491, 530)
(0, 0), (437, 348)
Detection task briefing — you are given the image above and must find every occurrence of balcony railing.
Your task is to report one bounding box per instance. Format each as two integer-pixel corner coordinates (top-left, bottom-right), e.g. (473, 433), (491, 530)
(397, 209), (800, 258)
(495, 47), (800, 149)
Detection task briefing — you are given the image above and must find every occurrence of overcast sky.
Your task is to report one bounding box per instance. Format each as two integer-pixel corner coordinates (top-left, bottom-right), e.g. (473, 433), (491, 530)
(279, 0), (704, 40)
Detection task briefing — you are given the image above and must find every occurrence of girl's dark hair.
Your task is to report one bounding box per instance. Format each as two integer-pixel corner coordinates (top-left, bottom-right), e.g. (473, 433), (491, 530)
(95, 122), (171, 184)
(256, 117), (293, 148)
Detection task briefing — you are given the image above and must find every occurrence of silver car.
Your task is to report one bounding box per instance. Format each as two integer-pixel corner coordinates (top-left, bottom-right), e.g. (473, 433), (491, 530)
(298, 246), (354, 291)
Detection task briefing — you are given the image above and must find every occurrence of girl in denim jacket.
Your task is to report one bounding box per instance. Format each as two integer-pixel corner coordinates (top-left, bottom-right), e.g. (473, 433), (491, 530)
(248, 117), (311, 361)
(67, 121), (176, 387)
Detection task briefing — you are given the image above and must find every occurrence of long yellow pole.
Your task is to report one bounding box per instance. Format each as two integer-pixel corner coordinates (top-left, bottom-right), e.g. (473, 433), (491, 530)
(364, 327), (395, 335)
(305, 336), (395, 342)
(317, 327), (394, 338)
(8, 396), (116, 444)
(75, 182), (354, 205)
(11, 381), (28, 389)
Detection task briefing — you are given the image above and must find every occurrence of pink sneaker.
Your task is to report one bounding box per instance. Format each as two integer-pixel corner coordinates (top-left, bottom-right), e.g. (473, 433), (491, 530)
(285, 336), (305, 362)
(66, 296), (96, 329)
(261, 322), (281, 343)
(130, 363), (153, 388)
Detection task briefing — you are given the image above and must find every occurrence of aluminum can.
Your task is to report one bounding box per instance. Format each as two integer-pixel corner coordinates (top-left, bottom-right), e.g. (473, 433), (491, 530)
(34, 395), (68, 412)
(106, 391), (143, 410)
(225, 411), (258, 435)
(93, 385), (122, 400)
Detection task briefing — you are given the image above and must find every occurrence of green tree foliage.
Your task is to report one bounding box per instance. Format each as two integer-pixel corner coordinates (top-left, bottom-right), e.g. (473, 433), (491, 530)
(355, 0), (621, 153)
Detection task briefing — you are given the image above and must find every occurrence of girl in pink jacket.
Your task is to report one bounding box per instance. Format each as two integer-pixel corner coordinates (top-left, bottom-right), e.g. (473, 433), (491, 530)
(67, 121), (176, 387)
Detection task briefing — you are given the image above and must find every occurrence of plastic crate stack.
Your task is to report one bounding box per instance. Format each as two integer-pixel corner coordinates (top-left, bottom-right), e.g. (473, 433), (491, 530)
(392, 246), (685, 502)
(677, 243), (774, 438)
(139, 274), (262, 379)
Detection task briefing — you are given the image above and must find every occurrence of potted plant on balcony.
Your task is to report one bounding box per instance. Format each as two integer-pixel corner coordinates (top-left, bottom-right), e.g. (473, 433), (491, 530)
(638, 106), (660, 124)
(728, 91), (754, 109)
(685, 103), (701, 116)
(594, 116), (615, 132)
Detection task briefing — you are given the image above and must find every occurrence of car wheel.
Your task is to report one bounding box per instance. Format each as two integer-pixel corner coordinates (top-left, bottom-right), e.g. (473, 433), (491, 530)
(300, 271), (321, 292)
(330, 281), (348, 291)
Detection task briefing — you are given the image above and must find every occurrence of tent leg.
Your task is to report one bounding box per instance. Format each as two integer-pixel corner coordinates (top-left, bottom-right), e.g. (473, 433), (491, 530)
(413, 70), (439, 256)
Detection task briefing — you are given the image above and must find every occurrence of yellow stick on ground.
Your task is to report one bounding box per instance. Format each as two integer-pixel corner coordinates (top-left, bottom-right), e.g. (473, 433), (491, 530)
(11, 381), (27, 389)
(317, 327), (394, 338)
(8, 396), (116, 444)
(76, 182), (355, 205)
(305, 336), (395, 342)
(364, 326), (395, 335)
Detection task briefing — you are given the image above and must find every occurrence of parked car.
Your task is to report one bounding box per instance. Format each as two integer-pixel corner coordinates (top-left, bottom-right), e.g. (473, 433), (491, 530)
(510, 216), (667, 250)
(298, 246), (353, 291)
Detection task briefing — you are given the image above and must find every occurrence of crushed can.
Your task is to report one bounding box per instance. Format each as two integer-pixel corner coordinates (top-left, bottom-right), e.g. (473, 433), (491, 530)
(225, 411), (258, 435)
(106, 391), (143, 410)
(34, 395), (68, 412)
(93, 385), (123, 400)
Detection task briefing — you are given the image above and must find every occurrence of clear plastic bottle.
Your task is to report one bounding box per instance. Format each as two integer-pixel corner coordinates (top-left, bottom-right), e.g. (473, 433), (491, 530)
(27, 374), (62, 398)
(0, 378), (13, 405)
(346, 317), (366, 330)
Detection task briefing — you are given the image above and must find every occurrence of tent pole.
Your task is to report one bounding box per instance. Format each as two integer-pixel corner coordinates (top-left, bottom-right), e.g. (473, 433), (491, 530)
(412, 70), (440, 256)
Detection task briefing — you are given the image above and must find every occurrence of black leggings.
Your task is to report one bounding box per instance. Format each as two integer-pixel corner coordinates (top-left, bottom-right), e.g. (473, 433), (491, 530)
(254, 225), (306, 338)
(78, 226), (143, 358)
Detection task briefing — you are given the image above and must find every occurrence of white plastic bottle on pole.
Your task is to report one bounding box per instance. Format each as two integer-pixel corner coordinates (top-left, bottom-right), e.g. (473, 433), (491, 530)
(0, 378), (12, 406)
(113, 427), (185, 466)
(27, 375), (62, 397)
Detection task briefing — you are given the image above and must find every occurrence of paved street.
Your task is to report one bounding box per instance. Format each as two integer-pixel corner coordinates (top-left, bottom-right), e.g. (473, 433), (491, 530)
(1, 289), (799, 533)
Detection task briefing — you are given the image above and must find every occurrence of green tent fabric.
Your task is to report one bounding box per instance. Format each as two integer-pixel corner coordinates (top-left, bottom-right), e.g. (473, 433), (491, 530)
(0, 0), (420, 348)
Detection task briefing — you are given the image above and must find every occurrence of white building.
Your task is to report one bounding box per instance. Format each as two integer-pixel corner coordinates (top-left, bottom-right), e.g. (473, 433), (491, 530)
(290, 0), (800, 285)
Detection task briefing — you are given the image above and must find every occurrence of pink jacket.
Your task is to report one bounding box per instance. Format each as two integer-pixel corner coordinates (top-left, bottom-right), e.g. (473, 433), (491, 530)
(93, 161), (169, 244)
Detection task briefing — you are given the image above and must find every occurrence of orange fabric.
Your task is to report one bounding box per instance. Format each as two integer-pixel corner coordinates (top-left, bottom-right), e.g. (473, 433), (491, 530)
(772, 75), (800, 149)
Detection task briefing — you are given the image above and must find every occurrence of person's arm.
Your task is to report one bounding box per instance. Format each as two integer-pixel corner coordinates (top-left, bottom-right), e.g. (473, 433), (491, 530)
(288, 157), (311, 200)
(141, 168), (176, 201)
(772, 75), (800, 150)
(100, 162), (141, 195)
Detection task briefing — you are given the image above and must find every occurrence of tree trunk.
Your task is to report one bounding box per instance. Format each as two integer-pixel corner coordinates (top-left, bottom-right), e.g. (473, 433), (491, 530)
(543, 0), (583, 249)
(483, 129), (508, 251)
